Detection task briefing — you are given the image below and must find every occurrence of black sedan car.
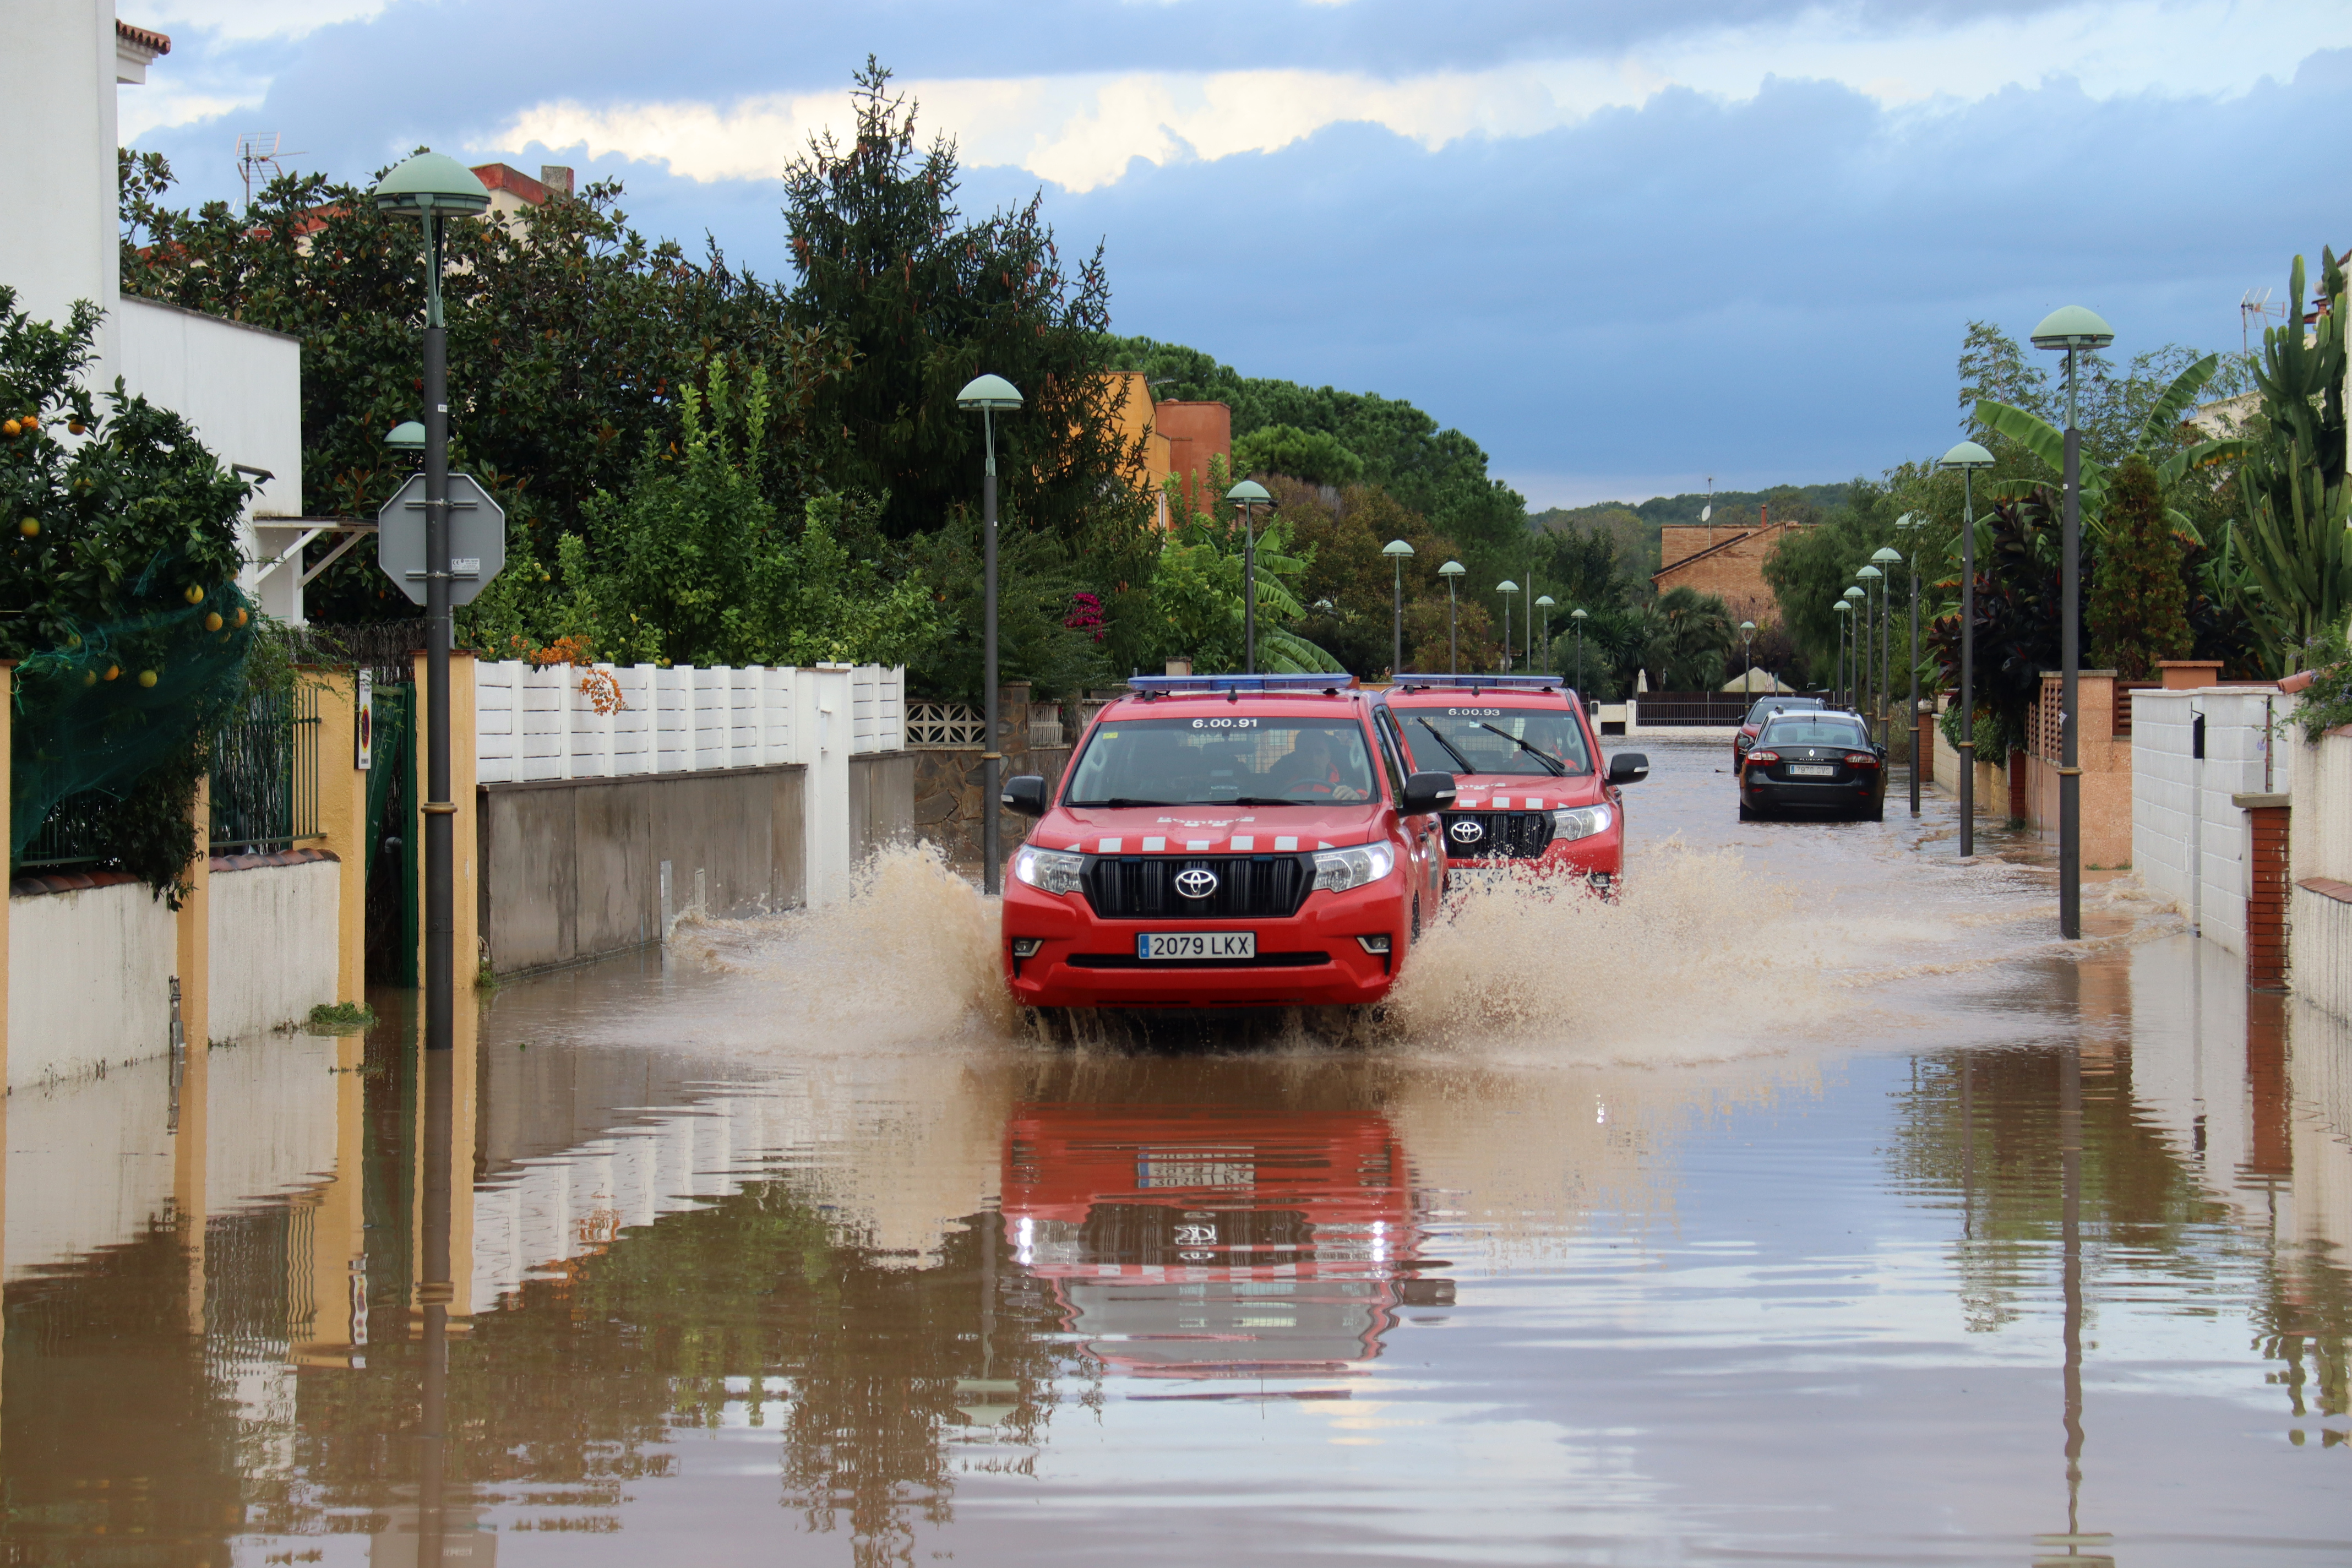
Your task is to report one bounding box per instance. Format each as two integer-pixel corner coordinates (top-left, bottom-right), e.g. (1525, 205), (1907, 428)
(1738, 710), (1887, 821)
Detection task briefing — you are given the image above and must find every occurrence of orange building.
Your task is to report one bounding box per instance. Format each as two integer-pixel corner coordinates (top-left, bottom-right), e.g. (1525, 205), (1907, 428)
(1651, 507), (1808, 627)
(1101, 376), (1231, 529)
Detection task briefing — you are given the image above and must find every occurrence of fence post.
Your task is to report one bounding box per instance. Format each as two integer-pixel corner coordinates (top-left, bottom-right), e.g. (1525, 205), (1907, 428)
(176, 776), (213, 1052)
(2236, 792), (2291, 988)
(0, 661), (11, 1087)
(303, 667), (369, 1006)
(412, 650), (481, 990)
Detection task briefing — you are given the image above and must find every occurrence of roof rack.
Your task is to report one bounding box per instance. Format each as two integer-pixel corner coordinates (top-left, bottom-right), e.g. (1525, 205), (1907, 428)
(1388, 673), (1566, 692)
(1125, 674), (1359, 695)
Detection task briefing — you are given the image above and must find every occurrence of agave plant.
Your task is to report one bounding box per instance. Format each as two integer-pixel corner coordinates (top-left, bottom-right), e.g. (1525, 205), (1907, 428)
(2232, 250), (2351, 668)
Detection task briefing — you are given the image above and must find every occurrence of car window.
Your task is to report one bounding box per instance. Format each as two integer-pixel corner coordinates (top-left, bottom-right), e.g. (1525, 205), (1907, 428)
(1392, 705), (1592, 776)
(1745, 698), (1821, 726)
(1373, 710), (1410, 803)
(1063, 716), (1379, 806)
(1758, 717), (1874, 748)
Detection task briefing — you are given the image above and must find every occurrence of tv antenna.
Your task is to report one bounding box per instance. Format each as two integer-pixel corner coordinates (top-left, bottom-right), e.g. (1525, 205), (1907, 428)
(236, 132), (288, 211)
(2240, 286), (2284, 358)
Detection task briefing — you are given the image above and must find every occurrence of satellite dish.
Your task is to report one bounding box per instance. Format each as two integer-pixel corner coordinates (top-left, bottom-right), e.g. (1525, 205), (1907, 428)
(1700, 504), (1712, 522)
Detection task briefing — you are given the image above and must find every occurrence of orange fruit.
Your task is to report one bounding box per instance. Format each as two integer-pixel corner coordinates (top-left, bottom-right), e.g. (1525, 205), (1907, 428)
(204, 611), (222, 631)
(18, 518), (36, 537)
(232, 608), (248, 628)
(20, 415), (36, 432)
(2, 421), (18, 438)
(183, 585), (204, 604)
(138, 670), (157, 688)
(67, 421), (85, 435)
(103, 663), (119, 681)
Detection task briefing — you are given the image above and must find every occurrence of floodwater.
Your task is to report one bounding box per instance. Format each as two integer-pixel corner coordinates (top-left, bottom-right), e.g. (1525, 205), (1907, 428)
(6, 739), (2347, 1566)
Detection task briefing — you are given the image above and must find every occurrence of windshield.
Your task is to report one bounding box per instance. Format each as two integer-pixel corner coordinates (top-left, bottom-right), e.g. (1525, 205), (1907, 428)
(1393, 705), (1592, 776)
(1063, 716), (1380, 806)
(1760, 716), (1874, 749)
(1745, 698), (1820, 726)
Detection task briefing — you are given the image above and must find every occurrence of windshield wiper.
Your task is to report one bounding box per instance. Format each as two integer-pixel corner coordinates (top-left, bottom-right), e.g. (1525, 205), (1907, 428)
(1070, 797), (1180, 808)
(1226, 796), (1310, 806)
(1413, 716), (1479, 775)
(1473, 722), (1568, 775)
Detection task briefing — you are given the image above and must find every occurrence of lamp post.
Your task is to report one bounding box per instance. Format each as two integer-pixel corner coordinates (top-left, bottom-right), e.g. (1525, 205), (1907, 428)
(1226, 480), (1273, 673)
(957, 373), (1023, 896)
(1739, 620), (1756, 694)
(1440, 560), (1466, 673)
(1941, 439), (1995, 858)
(1872, 546), (1902, 747)
(1833, 599), (1853, 706)
(1536, 596), (1555, 674)
(2032, 304), (2114, 940)
(371, 148), (489, 1568)
(1496, 580), (1520, 672)
(1857, 564), (1885, 737)
(1570, 607), (1588, 694)
(1382, 538), (1413, 677)
(1841, 587), (1865, 709)
(1890, 524), (1924, 815)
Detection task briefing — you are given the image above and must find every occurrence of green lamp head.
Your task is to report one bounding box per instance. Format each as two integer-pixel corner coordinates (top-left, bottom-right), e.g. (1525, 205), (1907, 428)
(1536, 595), (1555, 608)
(956, 373), (1022, 411)
(1834, 600), (1852, 614)
(1842, 586), (1865, 602)
(1382, 538), (1414, 558)
(372, 151), (491, 216)
(1439, 560), (1466, 579)
(1496, 579), (1519, 594)
(1939, 441), (1995, 472)
(1856, 564), (1883, 581)
(385, 420), (426, 451)
(1226, 479), (1272, 506)
(2030, 304), (2114, 352)
(1871, 546), (1902, 563)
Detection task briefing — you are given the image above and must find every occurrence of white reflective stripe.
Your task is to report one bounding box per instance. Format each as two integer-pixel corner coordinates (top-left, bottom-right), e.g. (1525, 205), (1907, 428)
(1098, 837), (1122, 852)
(1317, 841), (1334, 850)
(1143, 836), (1166, 851)
(1231, 835), (1254, 850)
(1186, 839), (1211, 850)
(1274, 836), (1299, 851)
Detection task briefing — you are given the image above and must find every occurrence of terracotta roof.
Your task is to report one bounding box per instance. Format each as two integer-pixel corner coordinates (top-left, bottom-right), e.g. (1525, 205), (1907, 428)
(472, 162), (551, 206)
(116, 20), (171, 55)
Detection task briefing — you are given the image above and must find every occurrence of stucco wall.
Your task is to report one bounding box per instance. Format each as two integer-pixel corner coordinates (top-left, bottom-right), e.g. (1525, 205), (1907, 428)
(477, 764), (807, 976)
(2289, 729), (2352, 1021)
(206, 857), (342, 1041)
(7, 876), (175, 1086)
(2132, 688), (2282, 955)
(848, 750), (917, 864)
(0, 0), (123, 372)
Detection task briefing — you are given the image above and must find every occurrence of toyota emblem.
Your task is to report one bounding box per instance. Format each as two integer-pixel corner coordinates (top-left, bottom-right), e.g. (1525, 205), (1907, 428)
(1449, 818), (1485, 844)
(1174, 867), (1219, 899)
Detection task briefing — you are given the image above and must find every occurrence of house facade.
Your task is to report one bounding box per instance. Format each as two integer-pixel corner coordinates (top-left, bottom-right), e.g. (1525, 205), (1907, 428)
(1651, 509), (1807, 629)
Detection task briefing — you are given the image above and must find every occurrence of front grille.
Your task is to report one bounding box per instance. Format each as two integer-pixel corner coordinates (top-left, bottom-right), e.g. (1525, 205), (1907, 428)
(1440, 810), (1552, 859)
(1082, 854), (1314, 920)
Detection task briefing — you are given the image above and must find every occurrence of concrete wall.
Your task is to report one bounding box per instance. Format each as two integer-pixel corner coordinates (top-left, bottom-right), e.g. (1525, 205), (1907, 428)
(476, 764), (807, 976)
(2132, 688), (2284, 956)
(206, 856), (341, 1041)
(0, 0), (124, 373)
(6, 876), (173, 1085)
(1930, 714), (2012, 818)
(849, 750), (917, 864)
(2289, 729), (2352, 1021)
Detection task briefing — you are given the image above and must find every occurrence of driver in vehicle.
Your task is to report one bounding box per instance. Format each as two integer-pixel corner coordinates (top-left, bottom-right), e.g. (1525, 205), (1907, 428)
(1270, 730), (1370, 801)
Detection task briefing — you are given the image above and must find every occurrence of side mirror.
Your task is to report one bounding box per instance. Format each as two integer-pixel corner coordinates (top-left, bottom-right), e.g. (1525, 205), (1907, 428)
(1607, 753), (1649, 786)
(1400, 771), (1457, 814)
(1001, 775), (1050, 818)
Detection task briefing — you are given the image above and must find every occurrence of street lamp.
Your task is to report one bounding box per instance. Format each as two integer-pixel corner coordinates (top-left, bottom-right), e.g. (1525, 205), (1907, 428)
(1227, 479), (1272, 674)
(1439, 560), (1466, 673)
(1940, 439), (1995, 857)
(957, 372), (1023, 896)
(1841, 587), (1865, 709)
(1536, 595), (1556, 674)
(1883, 533), (1919, 815)
(1833, 600), (1853, 705)
(1382, 538), (1414, 678)
(371, 147), (488, 1568)
(1739, 620), (1756, 694)
(372, 150), (488, 1069)
(2032, 303), (2114, 940)
(1496, 580), (1520, 672)
(1857, 563), (1885, 735)
(1570, 606), (1588, 694)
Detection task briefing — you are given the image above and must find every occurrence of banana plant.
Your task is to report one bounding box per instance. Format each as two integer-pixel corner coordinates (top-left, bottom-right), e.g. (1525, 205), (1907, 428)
(1972, 352), (2245, 540)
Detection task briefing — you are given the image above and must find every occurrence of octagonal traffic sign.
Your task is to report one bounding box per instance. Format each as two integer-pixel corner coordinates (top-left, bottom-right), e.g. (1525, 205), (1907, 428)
(375, 473), (507, 607)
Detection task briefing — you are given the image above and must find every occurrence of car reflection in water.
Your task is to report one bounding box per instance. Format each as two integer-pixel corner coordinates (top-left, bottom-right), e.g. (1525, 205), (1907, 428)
(1001, 1105), (1455, 1381)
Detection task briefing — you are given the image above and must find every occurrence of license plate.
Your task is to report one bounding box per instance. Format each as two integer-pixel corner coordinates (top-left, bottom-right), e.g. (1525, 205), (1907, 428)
(1788, 764), (1837, 777)
(1452, 867), (1522, 889)
(1137, 931), (1256, 961)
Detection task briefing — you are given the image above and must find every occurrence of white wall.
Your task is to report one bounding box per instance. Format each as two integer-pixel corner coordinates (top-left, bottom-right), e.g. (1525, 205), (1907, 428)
(0, 1), (122, 372)
(2288, 731), (2352, 1021)
(7, 880), (175, 1085)
(207, 859), (341, 1041)
(116, 296), (306, 617)
(2131, 688), (2283, 956)
(3, 1055), (174, 1281)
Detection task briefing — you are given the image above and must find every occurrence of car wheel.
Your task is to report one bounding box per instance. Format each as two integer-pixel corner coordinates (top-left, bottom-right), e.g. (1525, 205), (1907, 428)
(1866, 801), (1885, 823)
(1738, 799), (1758, 821)
(1411, 896), (1423, 943)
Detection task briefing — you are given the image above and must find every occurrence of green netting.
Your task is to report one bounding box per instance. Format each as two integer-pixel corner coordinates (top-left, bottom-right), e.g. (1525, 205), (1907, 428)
(10, 569), (259, 859)
(364, 684), (409, 881)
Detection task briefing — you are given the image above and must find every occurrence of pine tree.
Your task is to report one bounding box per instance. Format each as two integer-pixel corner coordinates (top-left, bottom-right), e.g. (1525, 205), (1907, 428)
(2088, 454), (2191, 679)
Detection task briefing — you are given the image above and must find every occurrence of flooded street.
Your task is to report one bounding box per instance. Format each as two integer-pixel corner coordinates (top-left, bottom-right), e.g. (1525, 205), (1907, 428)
(7, 739), (2346, 1565)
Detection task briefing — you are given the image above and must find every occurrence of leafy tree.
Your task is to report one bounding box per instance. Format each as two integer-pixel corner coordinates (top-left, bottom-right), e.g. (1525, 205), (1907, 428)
(2, 287), (260, 898)
(1923, 488), (2074, 756)
(2087, 455), (2191, 679)
(2233, 250), (2351, 668)
(1234, 424), (1364, 487)
(1138, 455), (1341, 674)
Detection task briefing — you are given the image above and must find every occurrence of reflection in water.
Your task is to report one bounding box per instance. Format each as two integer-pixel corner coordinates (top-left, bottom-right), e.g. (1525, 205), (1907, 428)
(1003, 1103), (1451, 1381)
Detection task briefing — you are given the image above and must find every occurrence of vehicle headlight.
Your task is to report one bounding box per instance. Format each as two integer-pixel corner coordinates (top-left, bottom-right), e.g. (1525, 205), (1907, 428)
(1310, 841), (1397, 893)
(1550, 803), (1614, 842)
(1011, 845), (1086, 895)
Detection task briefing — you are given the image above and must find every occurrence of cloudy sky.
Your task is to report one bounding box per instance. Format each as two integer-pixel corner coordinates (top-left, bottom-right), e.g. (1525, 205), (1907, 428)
(119, 0), (2352, 508)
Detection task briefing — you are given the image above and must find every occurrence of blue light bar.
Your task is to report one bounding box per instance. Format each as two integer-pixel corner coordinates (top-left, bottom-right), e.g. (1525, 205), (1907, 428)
(1126, 674), (1360, 694)
(1389, 673), (1565, 690)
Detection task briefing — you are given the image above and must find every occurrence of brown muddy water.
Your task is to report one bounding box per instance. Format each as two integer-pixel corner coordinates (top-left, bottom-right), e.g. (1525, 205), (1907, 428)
(6, 739), (2346, 1565)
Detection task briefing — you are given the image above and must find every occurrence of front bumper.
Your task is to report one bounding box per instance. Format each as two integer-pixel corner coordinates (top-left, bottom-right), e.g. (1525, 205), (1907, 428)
(1444, 821), (1623, 881)
(1003, 876), (1411, 1009)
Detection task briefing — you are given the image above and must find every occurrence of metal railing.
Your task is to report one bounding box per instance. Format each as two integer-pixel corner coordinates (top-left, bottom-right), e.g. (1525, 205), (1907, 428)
(210, 686), (322, 853)
(1635, 692), (1756, 726)
(15, 791), (115, 872)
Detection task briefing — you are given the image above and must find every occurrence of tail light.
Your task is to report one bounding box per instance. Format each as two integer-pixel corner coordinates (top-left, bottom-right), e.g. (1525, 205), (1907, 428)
(1746, 750), (1779, 765)
(1844, 753), (1880, 767)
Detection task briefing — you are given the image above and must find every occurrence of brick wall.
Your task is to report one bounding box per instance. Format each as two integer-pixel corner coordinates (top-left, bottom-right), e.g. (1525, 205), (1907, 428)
(1652, 524), (1805, 627)
(2243, 799), (2290, 988)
